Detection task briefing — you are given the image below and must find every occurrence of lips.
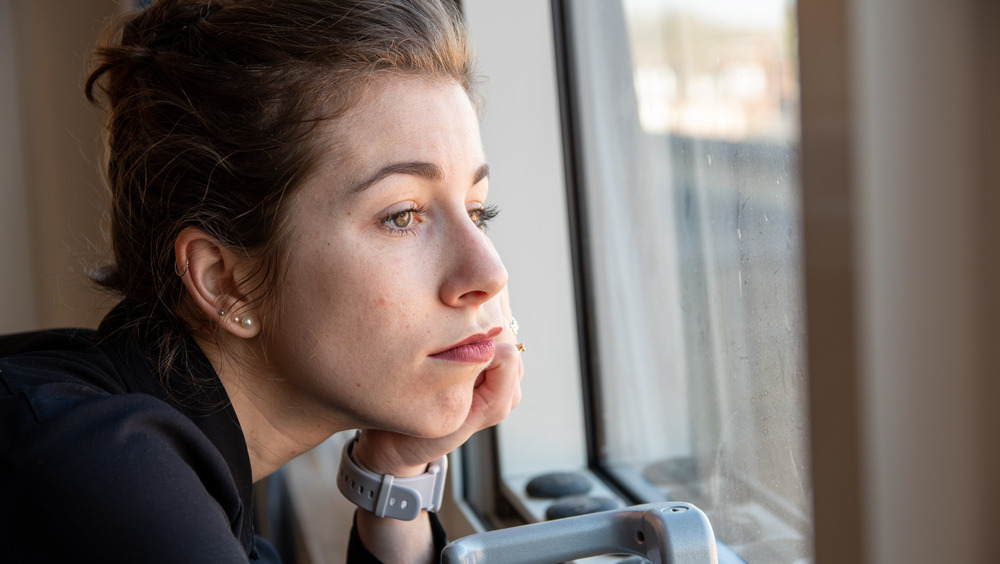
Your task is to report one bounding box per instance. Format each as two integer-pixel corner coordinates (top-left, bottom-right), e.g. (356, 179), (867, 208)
(430, 326), (502, 363)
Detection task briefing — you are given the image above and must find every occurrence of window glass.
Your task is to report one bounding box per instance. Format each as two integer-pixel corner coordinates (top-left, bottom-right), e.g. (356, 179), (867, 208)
(563, 0), (812, 561)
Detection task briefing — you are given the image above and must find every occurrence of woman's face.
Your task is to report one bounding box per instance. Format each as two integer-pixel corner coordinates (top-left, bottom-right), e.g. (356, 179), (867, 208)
(264, 76), (509, 438)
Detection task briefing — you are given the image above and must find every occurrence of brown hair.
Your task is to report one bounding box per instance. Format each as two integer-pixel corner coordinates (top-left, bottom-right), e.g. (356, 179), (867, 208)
(85, 0), (476, 390)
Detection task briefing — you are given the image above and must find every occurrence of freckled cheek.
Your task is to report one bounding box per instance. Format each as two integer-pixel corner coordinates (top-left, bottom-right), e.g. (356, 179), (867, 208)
(367, 293), (423, 332)
(362, 257), (430, 331)
(431, 385), (474, 432)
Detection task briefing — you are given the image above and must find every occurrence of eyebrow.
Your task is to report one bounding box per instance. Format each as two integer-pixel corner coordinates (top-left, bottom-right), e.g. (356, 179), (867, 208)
(351, 161), (490, 193)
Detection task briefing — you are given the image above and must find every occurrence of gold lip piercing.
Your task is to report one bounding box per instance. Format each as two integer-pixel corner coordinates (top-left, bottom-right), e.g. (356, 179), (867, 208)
(174, 259), (189, 277)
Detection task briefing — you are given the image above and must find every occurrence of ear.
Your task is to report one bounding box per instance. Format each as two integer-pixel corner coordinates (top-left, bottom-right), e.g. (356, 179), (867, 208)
(174, 226), (262, 339)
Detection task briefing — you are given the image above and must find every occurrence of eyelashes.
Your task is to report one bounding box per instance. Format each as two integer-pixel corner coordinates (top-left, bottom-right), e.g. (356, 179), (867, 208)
(379, 203), (500, 235)
(469, 203), (499, 230)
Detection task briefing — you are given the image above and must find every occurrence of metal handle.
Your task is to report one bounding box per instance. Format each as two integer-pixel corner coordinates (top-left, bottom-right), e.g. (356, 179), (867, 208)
(441, 502), (718, 564)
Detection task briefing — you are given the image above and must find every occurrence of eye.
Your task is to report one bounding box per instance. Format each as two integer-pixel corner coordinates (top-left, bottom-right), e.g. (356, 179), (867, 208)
(380, 205), (425, 235)
(390, 210), (412, 228)
(469, 204), (500, 230)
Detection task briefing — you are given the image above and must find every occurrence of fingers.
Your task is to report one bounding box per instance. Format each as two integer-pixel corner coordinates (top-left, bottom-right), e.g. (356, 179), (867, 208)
(355, 341), (522, 474)
(467, 341), (522, 429)
(493, 285), (522, 408)
(485, 286), (515, 344)
(501, 288), (522, 351)
(499, 285), (513, 321)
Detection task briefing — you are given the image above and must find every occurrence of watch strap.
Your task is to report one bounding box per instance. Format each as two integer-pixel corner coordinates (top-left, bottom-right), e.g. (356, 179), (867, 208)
(337, 433), (448, 521)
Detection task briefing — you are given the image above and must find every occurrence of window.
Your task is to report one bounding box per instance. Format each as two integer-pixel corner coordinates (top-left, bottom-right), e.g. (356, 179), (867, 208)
(561, 0), (811, 560)
(461, 0), (812, 562)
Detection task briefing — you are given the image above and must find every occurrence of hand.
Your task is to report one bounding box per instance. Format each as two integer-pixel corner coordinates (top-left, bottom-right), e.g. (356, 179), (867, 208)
(353, 286), (523, 477)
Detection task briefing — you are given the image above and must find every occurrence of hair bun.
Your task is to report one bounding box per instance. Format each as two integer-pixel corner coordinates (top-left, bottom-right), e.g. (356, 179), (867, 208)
(121, 0), (222, 50)
(86, 0), (223, 104)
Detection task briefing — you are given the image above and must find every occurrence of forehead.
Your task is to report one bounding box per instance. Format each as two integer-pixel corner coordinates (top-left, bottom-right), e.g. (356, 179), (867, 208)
(312, 76), (484, 182)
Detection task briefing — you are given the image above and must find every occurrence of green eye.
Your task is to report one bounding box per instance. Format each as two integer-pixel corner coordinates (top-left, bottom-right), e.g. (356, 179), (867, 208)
(391, 211), (412, 228)
(380, 206), (424, 235)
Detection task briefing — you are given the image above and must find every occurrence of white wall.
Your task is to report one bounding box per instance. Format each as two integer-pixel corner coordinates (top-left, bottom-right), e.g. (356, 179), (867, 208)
(464, 0), (588, 476)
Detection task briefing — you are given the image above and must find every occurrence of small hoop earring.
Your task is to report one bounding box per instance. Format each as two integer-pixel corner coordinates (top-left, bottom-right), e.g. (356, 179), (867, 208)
(174, 259), (189, 277)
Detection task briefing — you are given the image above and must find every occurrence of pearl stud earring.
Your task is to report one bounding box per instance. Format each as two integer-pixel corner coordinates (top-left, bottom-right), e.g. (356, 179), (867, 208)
(232, 314), (255, 331)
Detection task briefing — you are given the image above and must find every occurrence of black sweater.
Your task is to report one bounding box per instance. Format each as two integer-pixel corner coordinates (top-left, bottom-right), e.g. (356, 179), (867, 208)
(0, 304), (445, 562)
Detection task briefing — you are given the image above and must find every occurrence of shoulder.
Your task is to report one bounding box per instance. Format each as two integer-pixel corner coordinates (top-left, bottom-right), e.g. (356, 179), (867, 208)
(0, 332), (253, 562)
(0, 327), (131, 448)
(0, 391), (252, 561)
(0, 327), (124, 400)
(0, 327), (133, 440)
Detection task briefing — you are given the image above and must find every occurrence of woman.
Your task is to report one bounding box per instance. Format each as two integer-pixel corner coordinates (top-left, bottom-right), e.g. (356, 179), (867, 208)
(0, 0), (523, 562)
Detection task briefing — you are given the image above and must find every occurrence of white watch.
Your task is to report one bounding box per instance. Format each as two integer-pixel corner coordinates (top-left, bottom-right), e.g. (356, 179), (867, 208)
(336, 432), (448, 521)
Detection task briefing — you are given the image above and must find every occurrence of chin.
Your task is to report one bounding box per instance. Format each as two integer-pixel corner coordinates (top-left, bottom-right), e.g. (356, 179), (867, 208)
(405, 387), (473, 438)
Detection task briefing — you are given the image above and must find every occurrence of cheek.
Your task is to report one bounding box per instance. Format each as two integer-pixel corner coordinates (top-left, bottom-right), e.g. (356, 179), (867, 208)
(292, 243), (385, 318)
(352, 255), (438, 333)
(436, 384), (474, 423)
(350, 288), (420, 343)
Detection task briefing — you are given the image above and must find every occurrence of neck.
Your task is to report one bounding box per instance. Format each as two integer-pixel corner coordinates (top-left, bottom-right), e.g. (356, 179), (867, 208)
(193, 334), (349, 482)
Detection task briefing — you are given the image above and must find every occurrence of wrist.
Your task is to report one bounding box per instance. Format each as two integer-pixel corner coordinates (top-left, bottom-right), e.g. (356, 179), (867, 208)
(353, 433), (428, 478)
(337, 432), (448, 520)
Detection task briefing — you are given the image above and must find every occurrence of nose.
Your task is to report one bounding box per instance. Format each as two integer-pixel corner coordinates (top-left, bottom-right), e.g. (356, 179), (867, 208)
(439, 214), (508, 308)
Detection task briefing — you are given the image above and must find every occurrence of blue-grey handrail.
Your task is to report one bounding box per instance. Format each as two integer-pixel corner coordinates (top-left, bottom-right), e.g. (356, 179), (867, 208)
(441, 502), (718, 564)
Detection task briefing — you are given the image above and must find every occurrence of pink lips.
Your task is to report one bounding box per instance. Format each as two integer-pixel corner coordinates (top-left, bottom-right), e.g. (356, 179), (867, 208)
(430, 326), (503, 363)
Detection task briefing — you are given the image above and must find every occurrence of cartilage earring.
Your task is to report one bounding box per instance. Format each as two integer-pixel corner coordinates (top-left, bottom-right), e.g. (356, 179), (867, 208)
(218, 309), (226, 316)
(174, 259), (189, 277)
